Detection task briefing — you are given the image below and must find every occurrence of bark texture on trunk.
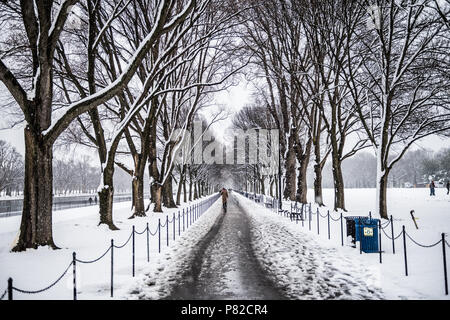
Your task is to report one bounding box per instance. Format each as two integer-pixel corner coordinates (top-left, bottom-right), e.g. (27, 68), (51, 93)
(98, 165), (119, 230)
(163, 177), (177, 208)
(377, 172), (389, 219)
(332, 153), (346, 211)
(13, 127), (57, 251)
(153, 185), (163, 212)
(130, 176), (146, 218)
(283, 147), (297, 200)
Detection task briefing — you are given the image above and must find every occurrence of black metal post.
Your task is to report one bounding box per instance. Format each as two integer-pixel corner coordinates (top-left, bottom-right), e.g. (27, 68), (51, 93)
(390, 215), (395, 254)
(359, 223), (362, 254)
(403, 225), (408, 276)
(278, 135), (282, 210)
(178, 212), (181, 236)
(158, 219), (161, 253)
(166, 216), (169, 247)
(73, 252), (77, 300)
(317, 208), (319, 235)
(7, 277), (12, 300)
(340, 212), (343, 246)
(132, 226), (135, 277)
(146, 223), (149, 262)
(173, 212), (176, 241)
(302, 204), (304, 227)
(111, 239), (114, 297)
(327, 210), (330, 240)
(379, 220), (382, 264)
(309, 207), (311, 231)
(183, 209), (185, 232)
(442, 233), (448, 295)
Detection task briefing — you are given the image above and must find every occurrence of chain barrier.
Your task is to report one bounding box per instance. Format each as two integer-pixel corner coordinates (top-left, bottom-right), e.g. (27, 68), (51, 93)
(76, 246), (112, 264)
(329, 214), (341, 222)
(319, 211), (329, 218)
(159, 220), (167, 228)
(381, 227), (403, 240)
(405, 232), (443, 248)
(3, 194), (220, 300)
(148, 226), (159, 236)
(381, 220), (391, 229)
(241, 190), (449, 296)
(113, 231), (133, 249)
(134, 227), (147, 235)
(12, 261), (73, 295)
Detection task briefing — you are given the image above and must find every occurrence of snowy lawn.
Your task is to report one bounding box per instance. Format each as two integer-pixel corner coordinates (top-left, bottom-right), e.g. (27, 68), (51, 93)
(0, 195), (219, 300)
(243, 188), (450, 300)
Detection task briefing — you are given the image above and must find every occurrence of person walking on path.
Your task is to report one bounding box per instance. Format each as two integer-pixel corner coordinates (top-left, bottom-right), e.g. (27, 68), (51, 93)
(94, 195), (98, 204)
(88, 197), (93, 205)
(220, 187), (229, 211)
(430, 180), (436, 196)
(446, 181), (450, 195)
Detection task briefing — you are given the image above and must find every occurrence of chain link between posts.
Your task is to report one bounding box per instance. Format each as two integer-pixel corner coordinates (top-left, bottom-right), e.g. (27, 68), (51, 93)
(76, 246), (112, 264)
(405, 232), (443, 248)
(12, 261), (73, 294)
(113, 231), (133, 249)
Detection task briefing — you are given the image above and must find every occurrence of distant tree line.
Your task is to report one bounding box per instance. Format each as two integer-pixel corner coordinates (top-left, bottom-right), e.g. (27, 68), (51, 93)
(315, 148), (450, 189)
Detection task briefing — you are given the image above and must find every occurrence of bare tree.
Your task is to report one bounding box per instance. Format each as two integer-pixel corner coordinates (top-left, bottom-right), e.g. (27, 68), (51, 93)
(0, 0), (199, 251)
(347, 0), (450, 219)
(0, 140), (23, 195)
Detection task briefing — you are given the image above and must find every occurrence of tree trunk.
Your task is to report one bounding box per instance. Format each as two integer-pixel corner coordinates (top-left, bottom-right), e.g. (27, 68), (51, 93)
(183, 177), (187, 203)
(188, 172), (193, 201)
(153, 185), (163, 212)
(376, 168), (390, 220)
(332, 153), (346, 211)
(163, 177), (177, 208)
(130, 175), (146, 218)
(194, 181), (198, 200)
(313, 160), (324, 206)
(283, 147), (297, 200)
(12, 127), (57, 251)
(98, 164), (119, 230)
(176, 173), (183, 206)
(296, 160), (309, 204)
(313, 135), (324, 206)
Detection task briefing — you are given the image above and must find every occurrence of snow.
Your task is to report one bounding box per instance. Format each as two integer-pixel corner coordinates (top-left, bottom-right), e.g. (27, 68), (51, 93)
(0, 195), (218, 300)
(241, 188), (450, 300)
(1, 187), (448, 300)
(118, 198), (223, 300)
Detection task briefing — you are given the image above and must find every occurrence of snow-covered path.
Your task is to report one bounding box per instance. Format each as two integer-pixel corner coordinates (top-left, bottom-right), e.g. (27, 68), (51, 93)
(235, 194), (385, 300)
(166, 196), (286, 299)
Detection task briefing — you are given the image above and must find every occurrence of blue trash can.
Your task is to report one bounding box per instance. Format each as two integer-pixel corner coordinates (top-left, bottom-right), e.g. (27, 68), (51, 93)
(345, 216), (379, 253)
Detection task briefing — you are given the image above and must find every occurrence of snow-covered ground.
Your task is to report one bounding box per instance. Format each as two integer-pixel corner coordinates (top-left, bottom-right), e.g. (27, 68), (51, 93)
(0, 195), (219, 300)
(1, 188), (449, 300)
(244, 188), (450, 299)
(119, 198), (224, 300)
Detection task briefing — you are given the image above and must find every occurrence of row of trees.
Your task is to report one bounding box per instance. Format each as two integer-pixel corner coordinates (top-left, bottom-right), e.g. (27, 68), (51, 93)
(315, 148), (450, 189)
(231, 0), (450, 219)
(0, 0), (242, 251)
(0, 140), (23, 196)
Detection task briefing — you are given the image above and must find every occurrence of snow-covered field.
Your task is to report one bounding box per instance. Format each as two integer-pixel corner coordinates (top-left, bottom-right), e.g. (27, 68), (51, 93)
(245, 188), (450, 300)
(0, 195), (219, 300)
(0, 188), (449, 300)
